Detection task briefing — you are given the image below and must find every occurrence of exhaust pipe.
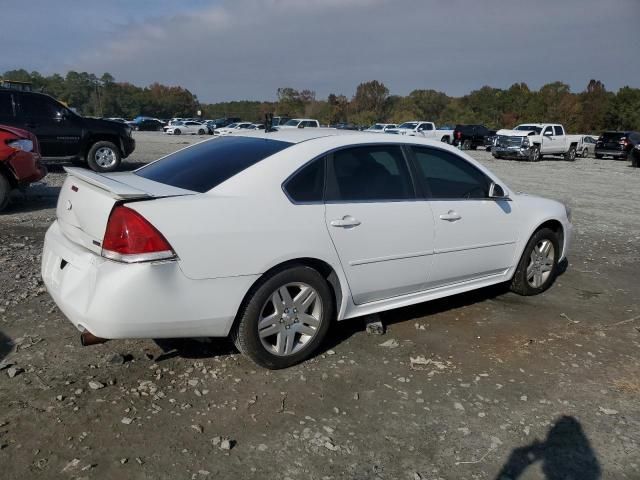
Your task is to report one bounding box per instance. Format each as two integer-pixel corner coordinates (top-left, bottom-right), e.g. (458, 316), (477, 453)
(80, 331), (109, 346)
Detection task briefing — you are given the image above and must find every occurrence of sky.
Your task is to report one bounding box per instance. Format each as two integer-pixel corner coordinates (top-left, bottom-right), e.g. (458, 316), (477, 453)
(2, 0), (639, 103)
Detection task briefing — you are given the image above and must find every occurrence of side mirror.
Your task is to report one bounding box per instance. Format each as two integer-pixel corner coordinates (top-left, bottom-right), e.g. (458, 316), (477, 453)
(489, 182), (509, 199)
(298, 124), (305, 129)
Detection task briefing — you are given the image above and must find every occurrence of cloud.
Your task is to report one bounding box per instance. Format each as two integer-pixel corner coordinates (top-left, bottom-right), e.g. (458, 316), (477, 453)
(3, 0), (639, 102)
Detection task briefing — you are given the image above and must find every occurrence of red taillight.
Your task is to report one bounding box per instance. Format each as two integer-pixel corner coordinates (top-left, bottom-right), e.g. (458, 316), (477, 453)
(102, 205), (175, 263)
(456, 131), (462, 139)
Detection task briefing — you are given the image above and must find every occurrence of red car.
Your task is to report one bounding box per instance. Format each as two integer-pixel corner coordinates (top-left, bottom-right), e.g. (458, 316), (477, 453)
(0, 125), (47, 211)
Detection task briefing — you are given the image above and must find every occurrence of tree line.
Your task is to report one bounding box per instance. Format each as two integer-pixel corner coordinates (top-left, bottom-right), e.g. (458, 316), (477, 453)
(3, 69), (639, 133)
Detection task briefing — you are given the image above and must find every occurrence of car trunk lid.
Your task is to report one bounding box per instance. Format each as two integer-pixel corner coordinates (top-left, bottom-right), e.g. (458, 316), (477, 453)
(56, 167), (195, 255)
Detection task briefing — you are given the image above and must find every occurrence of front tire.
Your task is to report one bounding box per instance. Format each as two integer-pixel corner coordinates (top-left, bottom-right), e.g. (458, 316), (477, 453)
(198, 129), (205, 135)
(174, 129), (181, 136)
(86, 141), (121, 173)
(510, 228), (560, 296)
(232, 266), (334, 369)
(462, 139), (472, 150)
(0, 173), (11, 212)
(528, 145), (541, 162)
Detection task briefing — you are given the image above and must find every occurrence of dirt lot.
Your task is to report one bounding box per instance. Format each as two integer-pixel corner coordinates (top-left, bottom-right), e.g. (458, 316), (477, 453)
(1, 132), (639, 479)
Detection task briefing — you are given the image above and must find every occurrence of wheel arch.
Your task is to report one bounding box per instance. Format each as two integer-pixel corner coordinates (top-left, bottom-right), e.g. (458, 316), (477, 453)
(230, 257), (346, 334)
(0, 162), (18, 188)
(518, 218), (566, 265)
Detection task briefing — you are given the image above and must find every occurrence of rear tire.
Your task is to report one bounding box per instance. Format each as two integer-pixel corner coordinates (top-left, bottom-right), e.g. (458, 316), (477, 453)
(462, 139), (471, 150)
(0, 173), (11, 212)
(231, 266), (334, 369)
(581, 148), (589, 158)
(595, 154), (603, 159)
(564, 146), (577, 162)
(510, 228), (560, 296)
(86, 141), (121, 173)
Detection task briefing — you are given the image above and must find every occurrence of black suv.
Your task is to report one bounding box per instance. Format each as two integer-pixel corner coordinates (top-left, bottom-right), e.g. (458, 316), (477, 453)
(452, 124), (496, 150)
(595, 131), (640, 160)
(0, 88), (135, 172)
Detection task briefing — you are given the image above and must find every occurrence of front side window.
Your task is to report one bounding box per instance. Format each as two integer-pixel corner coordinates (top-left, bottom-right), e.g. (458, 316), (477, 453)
(284, 157), (325, 203)
(419, 123), (433, 131)
(543, 126), (554, 136)
(411, 147), (490, 199)
(554, 126), (564, 135)
(398, 122), (418, 130)
(326, 145), (414, 202)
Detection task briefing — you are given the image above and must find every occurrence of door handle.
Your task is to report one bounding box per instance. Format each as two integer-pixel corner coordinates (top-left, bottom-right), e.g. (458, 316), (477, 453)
(330, 216), (361, 228)
(439, 210), (461, 222)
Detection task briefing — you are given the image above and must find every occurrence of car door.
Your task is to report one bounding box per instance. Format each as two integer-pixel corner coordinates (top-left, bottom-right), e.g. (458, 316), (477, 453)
(539, 126), (554, 154)
(18, 93), (81, 156)
(409, 146), (518, 287)
(0, 90), (17, 126)
(324, 144), (436, 304)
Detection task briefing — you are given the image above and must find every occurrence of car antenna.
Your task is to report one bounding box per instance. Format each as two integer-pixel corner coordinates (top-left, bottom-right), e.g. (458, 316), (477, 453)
(265, 113), (273, 133)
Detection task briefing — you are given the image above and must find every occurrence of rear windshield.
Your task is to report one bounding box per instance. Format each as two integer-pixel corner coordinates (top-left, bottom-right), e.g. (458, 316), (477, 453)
(600, 131), (625, 140)
(135, 136), (292, 193)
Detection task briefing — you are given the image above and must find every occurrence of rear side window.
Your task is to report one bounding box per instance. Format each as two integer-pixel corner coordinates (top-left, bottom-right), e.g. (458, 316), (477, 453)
(284, 158), (325, 203)
(411, 147), (490, 199)
(20, 94), (64, 119)
(326, 145), (414, 202)
(0, 91), (14, 117)
(135, 136), (292, 193)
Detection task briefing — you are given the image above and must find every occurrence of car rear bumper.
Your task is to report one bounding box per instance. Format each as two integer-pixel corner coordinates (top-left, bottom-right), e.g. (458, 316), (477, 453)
(41, 221), (258, 340)
(595, 149), (626, 158)
(7, 151), (47, 184)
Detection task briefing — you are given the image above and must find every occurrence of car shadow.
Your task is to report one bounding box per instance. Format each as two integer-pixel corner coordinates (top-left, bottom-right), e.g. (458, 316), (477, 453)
(0, 331), (13, 362)
(321, 282), (512, 353)
(152, 337), (237, 362)
(5, 183), (61, 213)
(494, 416), (601, 479)
(151, 260), (571, 362)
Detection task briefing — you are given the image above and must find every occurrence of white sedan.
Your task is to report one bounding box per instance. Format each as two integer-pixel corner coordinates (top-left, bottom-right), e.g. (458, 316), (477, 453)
(164, 121), (208, 135)
(42, 131), (573, 369)
(215, 122), (254, 136)
(364, 123), (397, 133)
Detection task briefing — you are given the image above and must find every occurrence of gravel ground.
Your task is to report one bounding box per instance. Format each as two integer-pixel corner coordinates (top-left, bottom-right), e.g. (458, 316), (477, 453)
(1, 132), (639, 479)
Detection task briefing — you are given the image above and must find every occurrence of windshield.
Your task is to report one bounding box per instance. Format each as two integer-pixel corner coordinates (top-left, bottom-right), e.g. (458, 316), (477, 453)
(284, 119), (301, 126)
(398, 122), (418, 129)
(226, 123), (238, 128)
(135, 137), (293, 193)
(515, 125), (542, 134)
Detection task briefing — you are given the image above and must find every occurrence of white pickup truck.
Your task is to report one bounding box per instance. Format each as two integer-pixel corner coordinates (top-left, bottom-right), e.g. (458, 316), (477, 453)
(492, 123), (581, 162)
(387, 121), (453, 144)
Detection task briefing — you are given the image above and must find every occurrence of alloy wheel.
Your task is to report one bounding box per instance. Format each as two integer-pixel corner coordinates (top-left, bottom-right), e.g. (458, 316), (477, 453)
(94, 147), (117, 168)
(526, 239), (555, 288)
(258, 282), (323, 356)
